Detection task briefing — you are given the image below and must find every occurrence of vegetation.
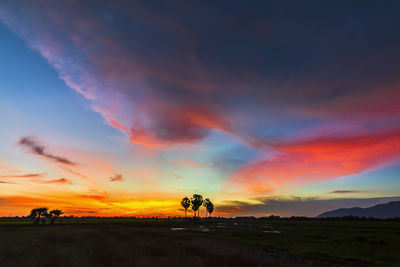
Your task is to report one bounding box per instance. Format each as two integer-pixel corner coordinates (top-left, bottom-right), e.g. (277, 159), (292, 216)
(180, 197), (190, 217)
(182, 194), (214, 218)
(204, 198), (214, 217)
(30, 207), (49, 224)
(0, 218), (399, 266)
(190, 194), (203, 217)
(47, 209), (64, 224)
(29, 208), (63, 224)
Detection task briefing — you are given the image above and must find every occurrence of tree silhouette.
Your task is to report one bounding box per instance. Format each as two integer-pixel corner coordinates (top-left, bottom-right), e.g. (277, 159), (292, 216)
(48, 209), (63, 223)
(181, 197), (190, 217)
(206, 200), (214, 217)
(190, 194), (203, 217)
(203, 198), (212, 217)
(30, 207), (48, 224)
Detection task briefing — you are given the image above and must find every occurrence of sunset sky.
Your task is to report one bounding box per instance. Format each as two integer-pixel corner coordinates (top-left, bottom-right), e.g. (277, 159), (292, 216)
(1, 1), (400, 217)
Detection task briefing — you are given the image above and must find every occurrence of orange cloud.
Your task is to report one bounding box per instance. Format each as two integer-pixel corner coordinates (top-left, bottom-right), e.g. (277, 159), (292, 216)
(0, 173), (46, 178)
(36, 178), (73, 185)
(233, 130), (400, 192)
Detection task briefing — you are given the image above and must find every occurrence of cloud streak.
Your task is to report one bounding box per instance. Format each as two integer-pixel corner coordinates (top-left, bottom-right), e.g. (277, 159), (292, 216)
(329, 190), (363, 194)
(19, 137), (76, 165)
(36, 178), (73, 185)
(0, 173), (46, 178)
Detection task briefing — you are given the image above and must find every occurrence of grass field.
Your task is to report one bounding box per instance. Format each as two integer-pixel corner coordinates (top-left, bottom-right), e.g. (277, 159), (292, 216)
(0, 219), (399, 266)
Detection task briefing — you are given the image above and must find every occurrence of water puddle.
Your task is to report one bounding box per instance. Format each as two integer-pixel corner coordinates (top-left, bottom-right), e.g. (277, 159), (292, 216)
(263, 230), (282, 234)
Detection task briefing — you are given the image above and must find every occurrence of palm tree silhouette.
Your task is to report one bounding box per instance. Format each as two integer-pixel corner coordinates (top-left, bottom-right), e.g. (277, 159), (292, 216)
(190, 194), (203, 218)
(203, 198), (212, 217)
(206, 200), (214, 217)
(181, 197), (191, 217)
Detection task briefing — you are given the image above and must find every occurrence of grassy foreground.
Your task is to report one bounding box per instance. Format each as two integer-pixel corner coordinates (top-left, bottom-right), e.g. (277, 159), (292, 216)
(0, 219), (399, 266)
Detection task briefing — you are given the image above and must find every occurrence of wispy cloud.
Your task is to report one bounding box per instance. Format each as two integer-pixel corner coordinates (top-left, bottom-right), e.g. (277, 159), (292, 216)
(19, 137), (76, 165)
(59, 167), (88, 179)
(0, 172), (46, 178)
(329, 190), (363, 194)
(36, 178), (73, 185)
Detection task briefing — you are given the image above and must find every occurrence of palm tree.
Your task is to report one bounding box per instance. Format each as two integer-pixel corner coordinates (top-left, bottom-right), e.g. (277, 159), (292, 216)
(206, 200), (214, 217)
(48, 209), (63, 223)
(203, 198), (211, 217)
(30, 207), (48, 224)
(190, 194), (203, 218)
(181, 197), (190, 217)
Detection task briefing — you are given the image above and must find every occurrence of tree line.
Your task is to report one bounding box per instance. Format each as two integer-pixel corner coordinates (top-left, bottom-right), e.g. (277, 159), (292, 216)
(29, 207), (63, 224)
(181, 194), (214, 218)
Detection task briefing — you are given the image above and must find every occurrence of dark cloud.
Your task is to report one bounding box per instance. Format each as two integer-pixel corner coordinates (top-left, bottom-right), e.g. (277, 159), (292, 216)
(216, 196), (400, 217)
(18, 137), (76, 165)
(2, 1), (400, 149)
(109, 174), (124, 182)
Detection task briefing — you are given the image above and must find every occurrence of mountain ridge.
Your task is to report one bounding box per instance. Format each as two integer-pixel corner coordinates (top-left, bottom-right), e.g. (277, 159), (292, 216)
(317, 201), (400, 218)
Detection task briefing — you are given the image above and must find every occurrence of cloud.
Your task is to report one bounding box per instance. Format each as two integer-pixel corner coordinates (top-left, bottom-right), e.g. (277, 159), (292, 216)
(232, 129), (400, 192)
(216, 196), (400, 217)
(59, 167), (88, 179)
(0, 164), (19, 173)
(329, 190), (363, 194)
(3, 1), (400, 151)
(174, 174), (183, 179)
(0, 172), (46, 178)
(37, 178), (73, 185)
(109, 174), (124, 182)
(19, 137), (76, 165)
(62, 208), (98, 214)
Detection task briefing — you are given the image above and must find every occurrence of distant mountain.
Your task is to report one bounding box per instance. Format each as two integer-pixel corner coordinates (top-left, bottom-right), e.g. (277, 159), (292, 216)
(317, 201), (400, 219)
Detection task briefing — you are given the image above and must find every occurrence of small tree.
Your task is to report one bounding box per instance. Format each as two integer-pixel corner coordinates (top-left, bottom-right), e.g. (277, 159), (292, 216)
(190, 194), (203, 218)
(30, 207), (48, 224)
(181, 197), (190, 217)
(48, 209), (63, 224)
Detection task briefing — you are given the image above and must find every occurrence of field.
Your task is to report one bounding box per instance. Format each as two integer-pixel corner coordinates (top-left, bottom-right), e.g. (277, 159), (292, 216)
(0, 218), (399, 266)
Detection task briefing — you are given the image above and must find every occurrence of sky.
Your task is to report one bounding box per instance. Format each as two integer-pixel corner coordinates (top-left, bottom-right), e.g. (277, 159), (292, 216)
(0, 1), (400, 217)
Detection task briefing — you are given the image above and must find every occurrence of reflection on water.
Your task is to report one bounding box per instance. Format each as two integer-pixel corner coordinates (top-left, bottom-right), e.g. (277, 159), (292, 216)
(171, 227), (187, 231)
(264, 230), (281, 234)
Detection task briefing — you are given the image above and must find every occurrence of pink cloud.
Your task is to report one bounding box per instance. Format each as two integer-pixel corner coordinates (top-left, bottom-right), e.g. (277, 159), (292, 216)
(233, 129), (400, 193)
